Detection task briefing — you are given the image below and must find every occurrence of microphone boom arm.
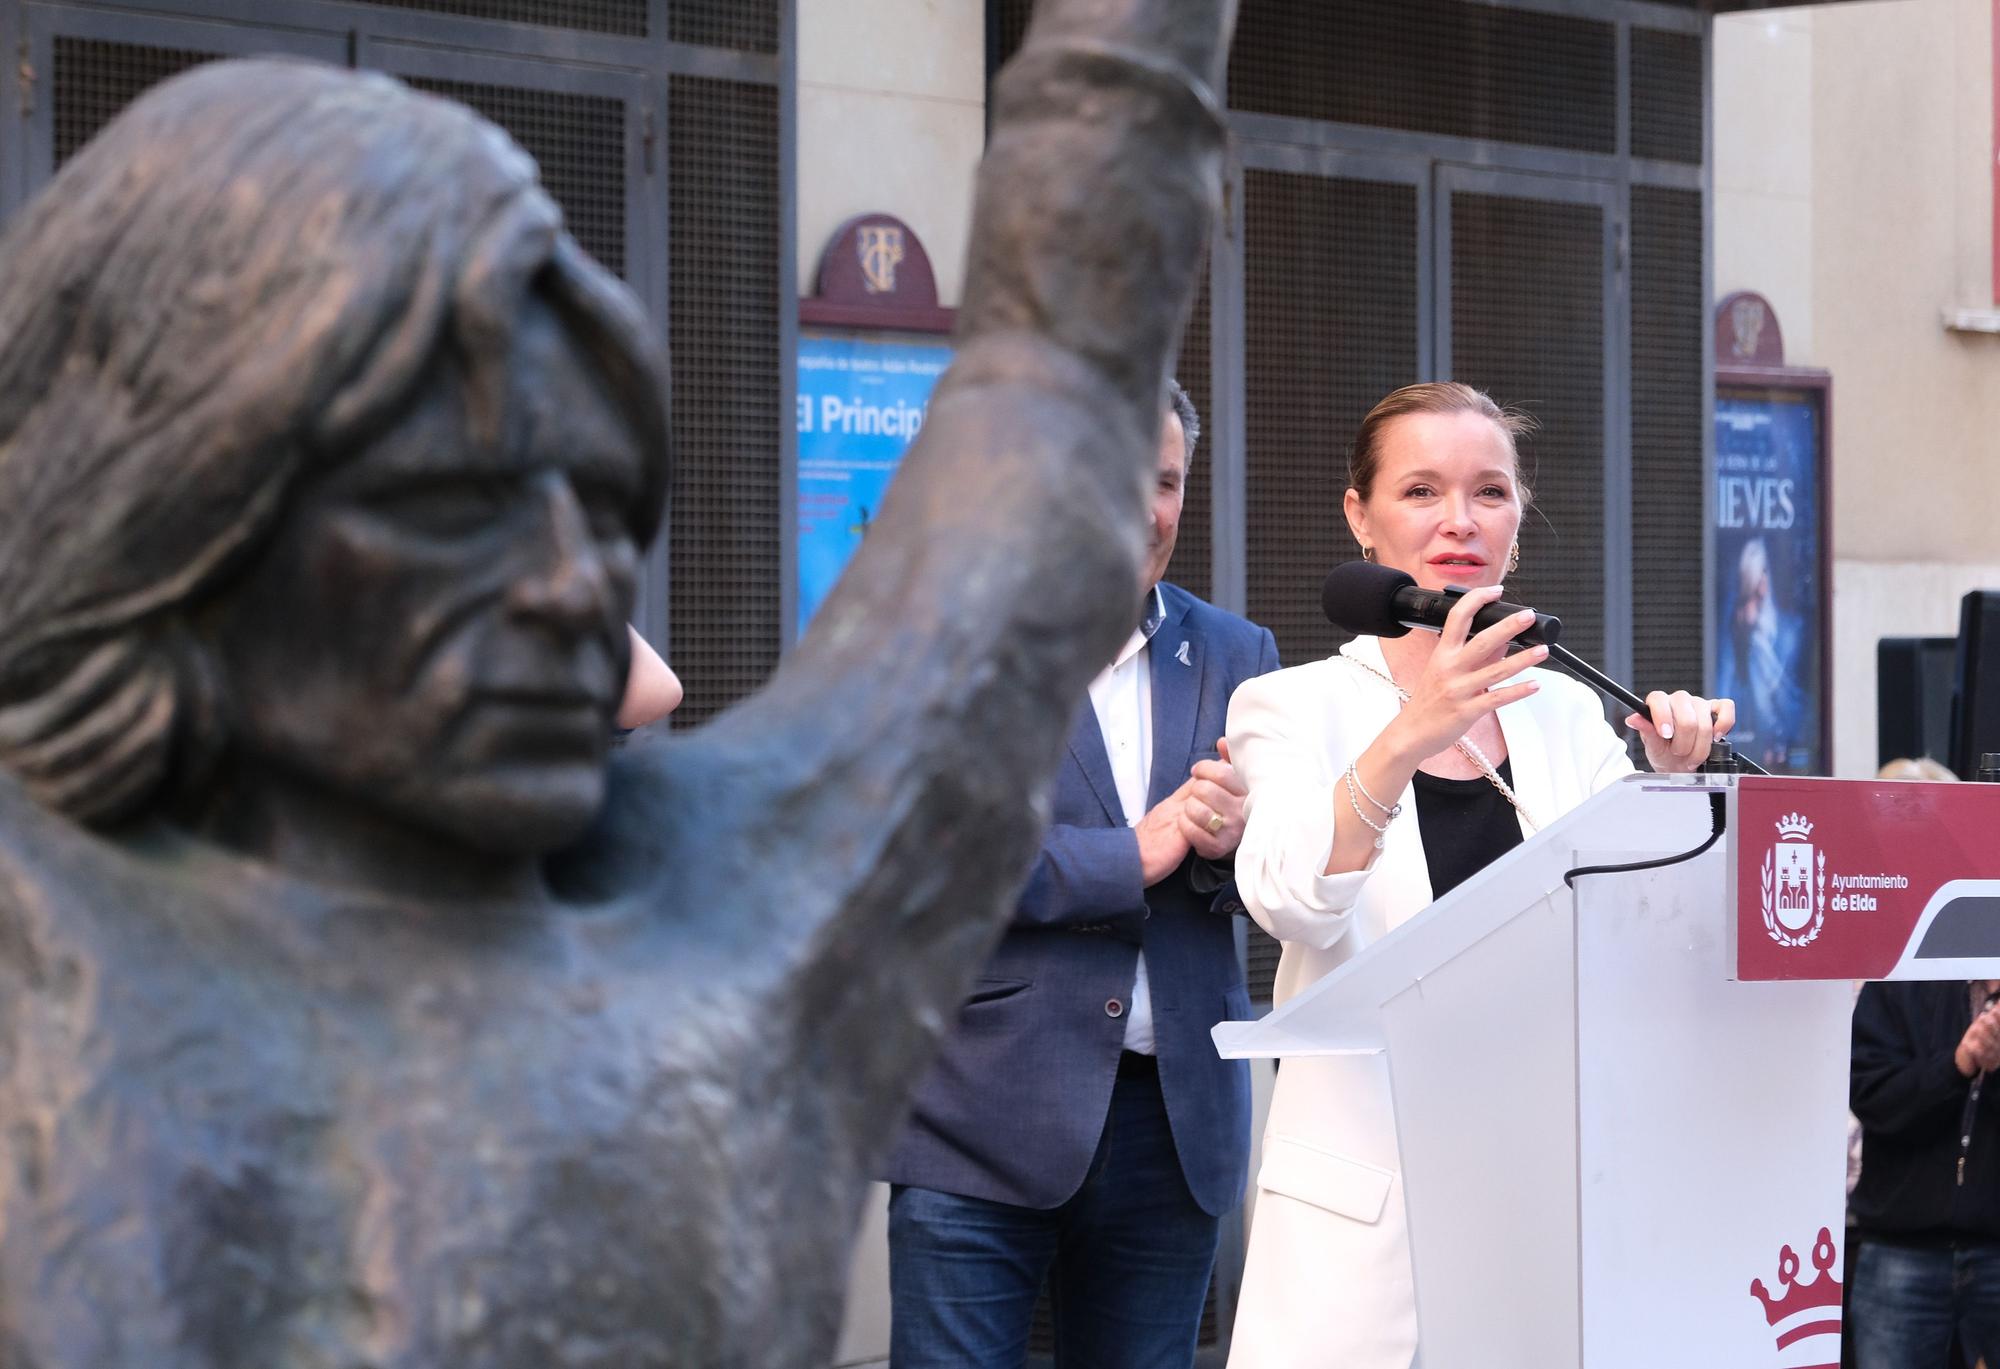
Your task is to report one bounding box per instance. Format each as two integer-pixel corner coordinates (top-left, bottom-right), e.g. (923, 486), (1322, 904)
(1544, 643), (1769, 777)
(1545, 643), (1646, 715)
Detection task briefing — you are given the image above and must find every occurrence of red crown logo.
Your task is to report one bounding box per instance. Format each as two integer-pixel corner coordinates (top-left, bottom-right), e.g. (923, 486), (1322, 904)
(1749, 1227), (1842, 1366)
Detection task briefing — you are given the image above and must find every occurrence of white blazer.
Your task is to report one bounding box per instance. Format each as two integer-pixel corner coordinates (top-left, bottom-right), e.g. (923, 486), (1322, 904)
(1223, 637), (1632, 1369)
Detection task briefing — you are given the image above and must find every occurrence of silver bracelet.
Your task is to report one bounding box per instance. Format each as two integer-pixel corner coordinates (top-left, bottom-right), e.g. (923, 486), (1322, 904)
(1342, 766), (1394, 851)
(1348, 763), (1400, 819)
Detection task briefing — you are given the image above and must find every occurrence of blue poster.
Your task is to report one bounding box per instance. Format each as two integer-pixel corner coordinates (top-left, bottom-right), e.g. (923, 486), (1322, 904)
(796, 330), (952, 636)
(1713, 390), (1823, 774)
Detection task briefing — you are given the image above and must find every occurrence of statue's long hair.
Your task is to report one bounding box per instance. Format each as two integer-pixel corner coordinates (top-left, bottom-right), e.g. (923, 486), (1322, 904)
(0, 59), (669, 826)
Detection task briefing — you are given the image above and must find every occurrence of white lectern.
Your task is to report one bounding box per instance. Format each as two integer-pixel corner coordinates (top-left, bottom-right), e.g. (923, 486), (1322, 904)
(1214, 773), (2000, 1369)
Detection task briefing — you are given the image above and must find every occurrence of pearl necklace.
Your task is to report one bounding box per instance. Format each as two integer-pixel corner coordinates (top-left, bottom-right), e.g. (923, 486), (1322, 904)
(1342, 653), (1541, 833)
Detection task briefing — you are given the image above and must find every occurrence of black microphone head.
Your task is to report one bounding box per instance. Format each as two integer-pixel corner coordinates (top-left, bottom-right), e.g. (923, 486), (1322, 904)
(1321, 559), (1418, 638)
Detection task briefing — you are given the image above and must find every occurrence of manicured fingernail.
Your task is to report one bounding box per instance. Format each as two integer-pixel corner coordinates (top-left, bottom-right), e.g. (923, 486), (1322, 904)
(1517, 610), (1535, 623)
(1660, 723), (1675, 739)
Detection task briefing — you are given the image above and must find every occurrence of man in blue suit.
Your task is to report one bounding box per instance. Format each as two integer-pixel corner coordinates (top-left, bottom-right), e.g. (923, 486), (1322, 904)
(884, 382), (1281, 1368)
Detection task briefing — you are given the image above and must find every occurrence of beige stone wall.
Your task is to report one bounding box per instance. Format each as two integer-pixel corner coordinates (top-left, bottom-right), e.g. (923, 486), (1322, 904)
(797, 0), (986, 307)
(1810, 0), (2000, 563)
(1716, 8), (1818, 360)
(802, 12), (984, 1356)
(1717, 0), (2000, 776)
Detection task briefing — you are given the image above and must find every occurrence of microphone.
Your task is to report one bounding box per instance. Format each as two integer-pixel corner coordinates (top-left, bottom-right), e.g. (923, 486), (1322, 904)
(1320, 560), (1561, 648)
(1317, 559), (1769, 776)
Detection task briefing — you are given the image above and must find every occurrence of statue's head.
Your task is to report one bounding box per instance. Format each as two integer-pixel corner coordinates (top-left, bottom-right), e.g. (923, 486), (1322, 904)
(0, 60), (669, 878)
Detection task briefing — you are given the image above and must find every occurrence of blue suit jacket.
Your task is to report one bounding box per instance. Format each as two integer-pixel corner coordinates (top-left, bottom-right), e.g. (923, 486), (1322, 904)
(883, 583), (1280, 1216)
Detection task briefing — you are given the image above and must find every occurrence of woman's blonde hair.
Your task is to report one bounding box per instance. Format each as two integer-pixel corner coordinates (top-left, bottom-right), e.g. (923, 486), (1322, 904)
(1348, 381), (1535, 502)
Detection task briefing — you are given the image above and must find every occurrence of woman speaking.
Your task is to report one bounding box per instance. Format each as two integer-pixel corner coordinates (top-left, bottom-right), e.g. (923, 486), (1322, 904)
(1223, 382), (1734, 1368)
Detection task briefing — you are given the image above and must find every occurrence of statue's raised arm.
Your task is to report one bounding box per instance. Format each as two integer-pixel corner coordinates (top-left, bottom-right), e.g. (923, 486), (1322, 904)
(656, 0), (1234, 1145)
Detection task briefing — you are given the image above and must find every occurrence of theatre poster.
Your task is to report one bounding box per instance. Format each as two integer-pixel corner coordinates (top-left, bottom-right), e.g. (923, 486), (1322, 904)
(795, 214), (955, 638)
(1712, 292), (1832, 776)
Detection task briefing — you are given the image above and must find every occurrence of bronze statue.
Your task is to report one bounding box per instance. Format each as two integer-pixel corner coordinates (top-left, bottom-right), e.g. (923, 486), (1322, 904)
(0, 1), (1232, 1364)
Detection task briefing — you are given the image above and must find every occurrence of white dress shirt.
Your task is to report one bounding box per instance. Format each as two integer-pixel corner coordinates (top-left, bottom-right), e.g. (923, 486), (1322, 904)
(1085, 586), (1165, 1054)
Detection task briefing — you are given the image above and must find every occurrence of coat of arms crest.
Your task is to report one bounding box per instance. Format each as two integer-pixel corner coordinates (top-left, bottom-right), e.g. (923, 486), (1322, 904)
(1761, 812), (1825, 948)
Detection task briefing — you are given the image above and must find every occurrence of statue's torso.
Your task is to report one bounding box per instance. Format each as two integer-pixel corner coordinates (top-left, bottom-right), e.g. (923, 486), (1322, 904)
(0, 800), (853, 1369)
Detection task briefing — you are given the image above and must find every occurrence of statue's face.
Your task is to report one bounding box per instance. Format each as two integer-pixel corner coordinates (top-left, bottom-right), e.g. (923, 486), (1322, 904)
(212, 292), (646, 857)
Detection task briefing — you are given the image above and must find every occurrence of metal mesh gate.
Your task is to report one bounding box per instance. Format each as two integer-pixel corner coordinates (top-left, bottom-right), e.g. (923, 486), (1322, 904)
(1240, 168), (1420, 1005)
(52, 35), (218, 165)
(667, 74), (783, 725)
(1632, 26), (1706, 164)
(1630, 185), (1708, 700)
(364, 0), (648, 37)
(1228, 0), (1617, 153)
(407, 75), (629, 279)
(1243, 171), (1420, 672)
(668, 0), (779, 54)
(1449, 189), (1608, 667)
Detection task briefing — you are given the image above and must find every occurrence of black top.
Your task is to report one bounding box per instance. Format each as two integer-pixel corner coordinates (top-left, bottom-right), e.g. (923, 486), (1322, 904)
(1413, 759), (1524, 899)
(1850, 980), (2000, 1244)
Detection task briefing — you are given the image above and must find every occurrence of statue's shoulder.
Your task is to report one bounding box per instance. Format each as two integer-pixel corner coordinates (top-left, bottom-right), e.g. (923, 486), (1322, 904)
(545, 737), (706, 907)
(0, 779), (111, 994)
(545, 730), (811, 932)
(0, 780), (28, 964)
(0, 781), (268, 966)
(0, 776), (101, 905)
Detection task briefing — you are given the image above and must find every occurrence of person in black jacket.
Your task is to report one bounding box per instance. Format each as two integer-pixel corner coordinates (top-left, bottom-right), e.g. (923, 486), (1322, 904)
(1849, 978), (2000, 1367)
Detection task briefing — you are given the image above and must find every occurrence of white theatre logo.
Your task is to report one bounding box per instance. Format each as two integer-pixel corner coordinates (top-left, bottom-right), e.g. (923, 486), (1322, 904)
(1761, 812), (1825, 948)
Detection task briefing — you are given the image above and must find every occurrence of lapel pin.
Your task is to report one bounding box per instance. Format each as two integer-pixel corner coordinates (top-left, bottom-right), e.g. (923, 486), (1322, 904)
(1174, 641), (1192, 667)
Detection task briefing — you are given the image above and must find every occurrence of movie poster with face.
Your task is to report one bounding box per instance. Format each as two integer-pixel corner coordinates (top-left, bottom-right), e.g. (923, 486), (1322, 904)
(795, 330), (953, 637)
(1712, 387), (1826, 774)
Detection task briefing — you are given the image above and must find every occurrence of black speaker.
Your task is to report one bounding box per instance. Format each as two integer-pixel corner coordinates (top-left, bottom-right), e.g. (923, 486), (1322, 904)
(1878, 637), (1958, 770)
(1949, 591), (2000, 779)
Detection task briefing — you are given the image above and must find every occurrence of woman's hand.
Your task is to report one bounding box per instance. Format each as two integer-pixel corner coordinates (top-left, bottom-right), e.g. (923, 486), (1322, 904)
(1323, 587), (1542, 879)
(1378, 585), (1545, 767)
(1626, 691), (1736, 773)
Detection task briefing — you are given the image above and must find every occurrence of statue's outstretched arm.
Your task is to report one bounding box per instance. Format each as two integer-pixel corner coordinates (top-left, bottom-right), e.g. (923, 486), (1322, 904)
(670, 0), (1231, 1161)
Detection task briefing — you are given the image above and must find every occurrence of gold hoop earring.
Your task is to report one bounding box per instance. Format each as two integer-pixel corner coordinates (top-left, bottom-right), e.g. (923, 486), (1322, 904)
(1361, 545), (1376, 562)
(1507, 542), (1521, 574)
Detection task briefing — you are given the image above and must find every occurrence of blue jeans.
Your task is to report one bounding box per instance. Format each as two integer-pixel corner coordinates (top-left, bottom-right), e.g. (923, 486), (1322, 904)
(887, 1059), (1221, 1369)
(1850, 1239), (2000, 1368)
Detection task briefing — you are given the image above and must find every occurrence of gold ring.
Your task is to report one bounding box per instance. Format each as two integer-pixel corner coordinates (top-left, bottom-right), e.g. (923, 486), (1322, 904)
(1206, 811), (1226, 836)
